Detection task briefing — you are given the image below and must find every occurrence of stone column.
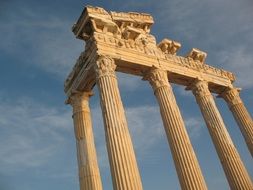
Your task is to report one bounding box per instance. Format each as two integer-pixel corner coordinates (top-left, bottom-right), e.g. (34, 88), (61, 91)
(94, 56), (143, 190)
(69, 91), (103, 190)
(220, 87), (253, 157)
(191, 80), (253, 190)
(144, 68), (208, 190)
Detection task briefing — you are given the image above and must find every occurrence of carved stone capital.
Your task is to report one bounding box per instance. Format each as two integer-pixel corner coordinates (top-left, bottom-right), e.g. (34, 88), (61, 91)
(158, 38), (181, 55)
(187, 48), (207, 63)
(191, 80), (211, 98)
(220, 87), (242, 107)
(68, 91), (93, 114)
(143, 67), (169, 92)
(95, 56), (117, 78)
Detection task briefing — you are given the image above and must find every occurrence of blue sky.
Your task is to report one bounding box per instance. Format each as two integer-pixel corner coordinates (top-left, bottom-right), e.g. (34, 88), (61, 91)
(0, 0), (252, 189)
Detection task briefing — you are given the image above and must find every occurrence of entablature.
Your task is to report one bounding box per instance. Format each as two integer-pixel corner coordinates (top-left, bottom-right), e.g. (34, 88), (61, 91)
(65, 6), (236, 96)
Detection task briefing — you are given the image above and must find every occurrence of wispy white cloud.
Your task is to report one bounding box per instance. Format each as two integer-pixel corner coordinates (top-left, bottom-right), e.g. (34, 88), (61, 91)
(0, 97), (165, 172)
(156, 0), (253, 44)
(185, 117), (204, 139)
(3, 0), (252, 91)
(0, 95), (170, 175)
(0, 93), (204, 190)
(0, 5), (83, 78)
(173, 84), (192, 97)
(126, 106), (164, 153)
(218, 47), (253, 88)
(0, 96), (73, 176)
(91, 105), (165, 167)
(154, 0), (253, 89)
(117, 73), (143, 92)
(91, 102), (204, 168)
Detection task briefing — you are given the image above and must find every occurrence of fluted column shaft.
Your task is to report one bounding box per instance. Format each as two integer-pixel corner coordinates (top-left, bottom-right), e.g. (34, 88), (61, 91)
(144, 68), (208, 190)
(191, 80), (252, 190)
(221, 87), (253, 157)
(69, 92), (103, 190)
(94, 56), (143, 190)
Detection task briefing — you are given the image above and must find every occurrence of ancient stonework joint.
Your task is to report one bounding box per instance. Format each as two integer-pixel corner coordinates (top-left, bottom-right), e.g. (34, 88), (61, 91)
(94, 56), (117, 79)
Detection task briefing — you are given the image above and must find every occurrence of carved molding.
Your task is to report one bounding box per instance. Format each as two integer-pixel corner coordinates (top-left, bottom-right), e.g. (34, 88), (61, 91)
(143, 67), (169, 91)
(65, 6), (236, 95)
(68, 91), (93, 114)
(187, 48), (207, 63)
(72, 6), (112, 40)
(93, 31), (235, 81)
(191, 80), (211, 98)
(220, 88), (242, 107)
(158, 38), (181, 55)
(64, 51), (88, 91)
(95, 56), (117, 78)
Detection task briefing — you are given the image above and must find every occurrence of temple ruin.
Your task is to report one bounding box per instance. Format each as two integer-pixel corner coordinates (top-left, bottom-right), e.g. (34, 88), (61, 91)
(64, 6), (253, 190)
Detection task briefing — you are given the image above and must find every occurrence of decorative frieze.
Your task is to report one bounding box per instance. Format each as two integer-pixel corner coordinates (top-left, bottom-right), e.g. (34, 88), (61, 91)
(94, 56), (117, 78)
(65, 6), (235, 95)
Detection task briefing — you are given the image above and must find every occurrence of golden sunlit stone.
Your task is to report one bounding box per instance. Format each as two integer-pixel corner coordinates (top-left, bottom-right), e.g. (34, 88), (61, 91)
(65, 6), (253, 190)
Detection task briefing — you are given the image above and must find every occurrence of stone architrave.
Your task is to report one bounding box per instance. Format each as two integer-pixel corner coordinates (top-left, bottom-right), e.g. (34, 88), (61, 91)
(69, 91), (103, 190)
(191, 80), (253, 190)
(220, 87), (253, 157)
(94, 56), (143, 190)
(144, 67), (208, 190)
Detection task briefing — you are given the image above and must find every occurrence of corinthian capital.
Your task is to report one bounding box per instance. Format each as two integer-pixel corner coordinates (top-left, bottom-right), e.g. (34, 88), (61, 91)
(187, 48), (207, 63)
(95, 56), (117, 78)
(220, 87), (242, 107)
(68, 91), (93, 114)
(191, 80), (211, 98)
(143, 67), (169, 91)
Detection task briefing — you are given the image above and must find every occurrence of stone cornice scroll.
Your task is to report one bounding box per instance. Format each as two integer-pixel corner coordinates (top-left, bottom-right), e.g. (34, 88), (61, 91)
(220, 87), (242, 107)
(94, 56), (117, 79)
(143, 67), (169, 92)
